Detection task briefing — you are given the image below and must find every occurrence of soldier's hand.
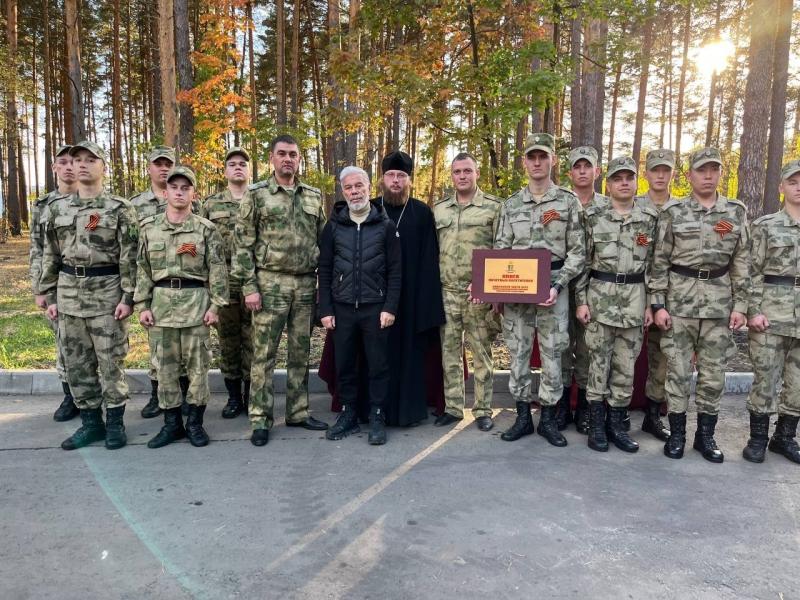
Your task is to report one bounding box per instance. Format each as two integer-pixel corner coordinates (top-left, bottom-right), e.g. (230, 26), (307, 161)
(114, 303), (133, 320)
(729, 311), (747, 330)
(203, 310), (219, 327)
(537, 287), (558, 308)
(34, 294), (48, 310)
(576, 304), (591, 325)
(321, 316), (336, 330)
(245, 292), (262, 312)
(46, 303), (58, 321)
(139, 309), (155, 327)
(380, 312), (395, 328)
(654, 308), (672, 331)
(644, 307), (654, 328)
(748, 314), (769, 332)
(491, 302), (504, 315)
(466, 283), (484, 304)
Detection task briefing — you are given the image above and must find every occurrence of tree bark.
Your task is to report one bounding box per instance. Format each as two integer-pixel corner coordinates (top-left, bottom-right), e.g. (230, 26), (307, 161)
(42, 0), (54, 191)
(569, 15), (581, 144)
(289, 0), (301, 128)
(582, 17), (607, 170)
(248, 1), (258, 179)
(675, 5), (691, 168)
(344, 0), (360, 165)
(704, 0), (722, 147)
(158, 0), (177, 146)
(276, 0), (287, 126)
(632, 2), (654, 168)
(175, 0), (194, 155)
(150, 0), (163, 138)
(466, 1), (498, 185)
(111, 0), (124, 193)
(64, 0), (85, 142)
(17, 135), (28, 226)
(5, 0), (20, 234)
(32, 33), (40, 198)
(607, 58), (622, 162)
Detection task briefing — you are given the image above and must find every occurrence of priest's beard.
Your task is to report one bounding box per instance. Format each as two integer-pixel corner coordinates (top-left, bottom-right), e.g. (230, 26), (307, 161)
(382, 182), (411, 206)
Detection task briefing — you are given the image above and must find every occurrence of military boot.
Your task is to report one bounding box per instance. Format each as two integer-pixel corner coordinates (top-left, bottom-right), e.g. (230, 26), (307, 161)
(221, 378), (244, 419)
(574, 388), (590, 434)
(368, 407), (387, 445)
(326, 404), (361, 440)
(179, 376), (190, 416)
(607, 406), (639, 453)
(742, 411), (770, 463)
(61, 408), (106, 451)
(501, 401), (535, 441)
(104, 406), (127, 450)
(53, 382), (79, 422)
(186, 404), (210, 447)
(641, 398), (670, 441)
(663, 412), (687, 459)
(141, 379), (162, 419)
(147, 407), (186, 448)
(692, 413), (724, 463)
(555, 386), (573, 431)
(537, 405), (568, 447)
(768, 414), (800, 464)
(587, 401), (608, 452)
(621, 409), (631, 431)
(242, 380), (251, 412)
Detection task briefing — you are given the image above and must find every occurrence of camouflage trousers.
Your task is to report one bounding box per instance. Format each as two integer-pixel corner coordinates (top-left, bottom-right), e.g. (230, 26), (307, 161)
(147, 329), (189, 380)
(46, 314), (66, 381)
(660, 317), (734, 415)
(644, 324), (667, 403)
(502, 290), (569, 407)
(149, 325), (211, 409)
(560, 289), (589, 389)
(584, 320), (644, 408)
(249, 272), (315, 430)
(217, 289), (253, 381)
(58, 312), (129, 410)
(746, 331), (800, 417)
(441, 289), (500, 419)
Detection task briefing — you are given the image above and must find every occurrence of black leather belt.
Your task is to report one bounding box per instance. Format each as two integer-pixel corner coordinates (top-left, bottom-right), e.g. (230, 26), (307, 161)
(670, 264), (729, 280)
(764, 274), (800, 287)
(590, 269), (645, 284)
(551, 259), (564, 270)
(154, 278), (205, 289)
(60, 264), (119, 278)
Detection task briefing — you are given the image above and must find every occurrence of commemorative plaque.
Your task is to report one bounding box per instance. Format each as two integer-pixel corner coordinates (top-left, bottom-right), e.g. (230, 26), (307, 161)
(471, 248), (552, 303)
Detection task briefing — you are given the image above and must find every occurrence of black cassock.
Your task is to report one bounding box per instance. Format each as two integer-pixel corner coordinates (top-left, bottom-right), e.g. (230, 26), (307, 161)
(319, 196), (446, 426)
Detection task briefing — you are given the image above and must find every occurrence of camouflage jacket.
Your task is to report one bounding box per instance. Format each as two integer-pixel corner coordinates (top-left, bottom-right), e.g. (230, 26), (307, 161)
(635, 192), (673, 213)
(576, 202), (658, 328)
(494, 184), (586, 289)
(577, 191), (609, 210)
(130, 187), (198, 224)
(748, 208), (800, 337)
(201, 188), (244, 292)
(434, 188), (502, 292)
(29, 190), (69, 295)
(232, 175), (326, 297)
(650, 194), (750, 318)
(134, 212), (229, 327)
(40, 192), (139, 317)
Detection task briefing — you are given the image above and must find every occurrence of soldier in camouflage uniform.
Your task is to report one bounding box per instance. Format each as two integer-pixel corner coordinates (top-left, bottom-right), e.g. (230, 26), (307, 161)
(576, 156), (658, 453)
(433, 152), (502, 431)
(494, 133), (586, 447)
(201, 147), (253, 419)
(233, 134), (329, 447)
(742, 159), (800, 465)
(559, 146), (609, 434)
(135, 166), (229, 448)
(29, 144), (78, 421)
(651, 147), (750, 463)
(40, 140), (138, 451)
(635, 149), (676, 441)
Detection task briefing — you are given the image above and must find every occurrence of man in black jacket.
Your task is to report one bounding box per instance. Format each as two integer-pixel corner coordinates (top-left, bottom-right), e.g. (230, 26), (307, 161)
(318, 166), (402, 445)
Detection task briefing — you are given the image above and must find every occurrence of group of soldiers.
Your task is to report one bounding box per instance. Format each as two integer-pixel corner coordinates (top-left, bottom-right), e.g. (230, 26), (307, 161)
(28, 131), (800, 467)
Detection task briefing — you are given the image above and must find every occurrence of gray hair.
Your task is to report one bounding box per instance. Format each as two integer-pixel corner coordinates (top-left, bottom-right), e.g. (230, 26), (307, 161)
(339, 166), (370, 185)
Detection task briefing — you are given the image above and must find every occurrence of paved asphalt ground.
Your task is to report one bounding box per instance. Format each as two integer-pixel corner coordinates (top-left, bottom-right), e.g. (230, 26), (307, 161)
(1, 391), (798, 600)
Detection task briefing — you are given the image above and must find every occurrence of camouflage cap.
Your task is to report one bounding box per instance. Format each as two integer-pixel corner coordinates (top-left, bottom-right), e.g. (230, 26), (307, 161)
(523, 133), (555, 155)
(225, 146), (251, 162)
(606, 156), (637, 178)
(147, 145), (176, 164)
(69, 140), (108, 162)
(781, 159), (800, 180)
(568, 146), (598, 168)
(54, 144), (73, 158)
(166, 165), (196, 187)
(689, 147), (723, 170)
(646, 149), (675, 171)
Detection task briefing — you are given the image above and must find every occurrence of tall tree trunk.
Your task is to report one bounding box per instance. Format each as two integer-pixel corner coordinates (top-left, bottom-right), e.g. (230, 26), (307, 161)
(289, 0), (300, 128)
(327, 0), (346, 187)
(514, 117), (526, 171)
(607, 58), (622, 161)
(175, 0), (194, 154)
(248, 1), (258, 179)
(111, 0), (124, 193)
(32, 33), (40, 198)
(17, 135), (28, 225)
(675, 6), (691, 167)
(632, 2), (654, 168)
(64, 0), (85, 142)
(582, 17), (608, 171)
(466, 1), (498, 185)
(42, 0), (54, 191)
(150, 1), (163, 138)
(5, 0), (20, 234)
(158, 0), (178, 147)
(704, 0), (722, 147)
(276, 0), (287, 126)
(569, 15), (581, 143)
(344, 0), (360, 164)
(737, 0), (775, 217)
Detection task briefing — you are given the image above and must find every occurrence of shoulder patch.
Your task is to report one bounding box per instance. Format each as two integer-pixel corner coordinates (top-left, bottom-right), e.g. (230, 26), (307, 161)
(195, 215), (216, 230)
(248, 180), (270, 192)
(300, 183), (322, 196)
(558, 186), (579, 198)
(139, 215), (157, 228)
(726, 197), (747, 211)
(434, 193), (453, 205)
(483, 192), (501, 204)
(752, 213), (777, 226)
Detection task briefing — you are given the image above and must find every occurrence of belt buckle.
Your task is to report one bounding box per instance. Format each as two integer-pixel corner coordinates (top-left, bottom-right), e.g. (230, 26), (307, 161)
(795, 276), (800, 288)
(74, 265), (86, 278)
(615, 273), (627, 285)
(169, 278), (181, 289)
(697, 269), (710, 281)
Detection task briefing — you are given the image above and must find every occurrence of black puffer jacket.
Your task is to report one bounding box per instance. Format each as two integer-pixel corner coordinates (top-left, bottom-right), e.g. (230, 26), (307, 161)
(318, 200), (401, 316)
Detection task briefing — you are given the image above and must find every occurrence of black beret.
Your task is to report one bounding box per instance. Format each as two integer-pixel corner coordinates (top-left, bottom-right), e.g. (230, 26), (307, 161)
(381, 151), (413, 176)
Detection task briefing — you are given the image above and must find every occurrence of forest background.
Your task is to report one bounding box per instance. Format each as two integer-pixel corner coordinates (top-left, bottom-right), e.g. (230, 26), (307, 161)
(1, 0), (799, 232)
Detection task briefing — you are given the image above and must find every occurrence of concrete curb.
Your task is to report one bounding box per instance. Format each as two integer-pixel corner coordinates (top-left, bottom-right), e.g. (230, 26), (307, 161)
(0, 368), (755, 396)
